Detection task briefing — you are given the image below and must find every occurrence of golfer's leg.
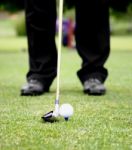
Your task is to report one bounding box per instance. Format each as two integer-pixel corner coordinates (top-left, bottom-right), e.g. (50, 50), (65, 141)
(25, 0), (57, 86)
(75, 0), (110, 84)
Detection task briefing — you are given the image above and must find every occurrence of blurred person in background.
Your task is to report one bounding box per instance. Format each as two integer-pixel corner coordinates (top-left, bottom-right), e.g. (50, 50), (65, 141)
(21, 0), (110, 96)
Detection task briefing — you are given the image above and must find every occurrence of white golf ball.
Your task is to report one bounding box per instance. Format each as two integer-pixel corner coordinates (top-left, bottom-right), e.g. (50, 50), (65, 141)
(59, 103), (74, 118)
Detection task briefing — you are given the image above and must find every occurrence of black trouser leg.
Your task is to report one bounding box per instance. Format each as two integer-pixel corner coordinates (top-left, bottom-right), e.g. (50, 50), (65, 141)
(25, 0), (57, 86)
(75, 0), (110, 84)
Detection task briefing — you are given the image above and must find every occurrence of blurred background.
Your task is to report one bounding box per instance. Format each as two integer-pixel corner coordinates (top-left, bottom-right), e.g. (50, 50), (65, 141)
(0, 0), (132, 51)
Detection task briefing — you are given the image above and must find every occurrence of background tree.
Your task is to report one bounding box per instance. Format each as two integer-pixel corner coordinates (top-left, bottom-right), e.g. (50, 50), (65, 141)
(0, 0), (132, 13)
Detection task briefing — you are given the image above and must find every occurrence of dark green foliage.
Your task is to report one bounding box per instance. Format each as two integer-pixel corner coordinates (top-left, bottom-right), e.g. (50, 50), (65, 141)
(110, 0), (132, 12)
(0, 0), (24, 11)
(15, 13), (26, 36)
(64, 0), (75, 9)
(0, 0), (132, 13)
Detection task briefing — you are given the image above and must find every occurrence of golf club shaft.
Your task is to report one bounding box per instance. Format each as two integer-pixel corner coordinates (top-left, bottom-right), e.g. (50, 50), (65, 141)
(56, 0), (64, 103)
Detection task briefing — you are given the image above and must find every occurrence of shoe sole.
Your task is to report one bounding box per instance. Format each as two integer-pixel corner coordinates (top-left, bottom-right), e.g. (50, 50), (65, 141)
(21, 90), (49, 96)
(84, 89), (106, 96)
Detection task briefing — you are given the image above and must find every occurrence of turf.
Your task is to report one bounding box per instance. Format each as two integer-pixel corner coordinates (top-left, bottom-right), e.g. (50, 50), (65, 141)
(0, 36), (132, 150)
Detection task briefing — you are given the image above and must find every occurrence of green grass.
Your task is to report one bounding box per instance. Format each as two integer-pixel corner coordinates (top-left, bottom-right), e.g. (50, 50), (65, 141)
(0, 19), (16, 37)
(0, 36), (132, 150)
(0, 36), (132, 52)
(111, 36), (132, 51)
(0, 18), (27, 52)
(0, 37), (27, 52)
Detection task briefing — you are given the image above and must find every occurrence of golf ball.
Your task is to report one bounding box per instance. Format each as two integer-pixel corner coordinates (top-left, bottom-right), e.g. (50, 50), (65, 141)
(59, 103), (74, 119)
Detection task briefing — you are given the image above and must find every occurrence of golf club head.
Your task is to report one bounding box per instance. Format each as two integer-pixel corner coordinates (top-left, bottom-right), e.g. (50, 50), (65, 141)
(41, 111), (59, 123)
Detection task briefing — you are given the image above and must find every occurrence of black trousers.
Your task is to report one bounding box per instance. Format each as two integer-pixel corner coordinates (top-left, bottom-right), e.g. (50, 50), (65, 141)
(25, 0), (110, 86)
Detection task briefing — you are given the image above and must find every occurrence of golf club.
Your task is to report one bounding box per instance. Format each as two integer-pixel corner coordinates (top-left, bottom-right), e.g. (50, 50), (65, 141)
(42, 0), (64, 123)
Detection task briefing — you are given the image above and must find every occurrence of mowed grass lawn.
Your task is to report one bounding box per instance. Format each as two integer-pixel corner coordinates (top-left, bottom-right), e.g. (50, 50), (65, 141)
(0, 35), (132, 150)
